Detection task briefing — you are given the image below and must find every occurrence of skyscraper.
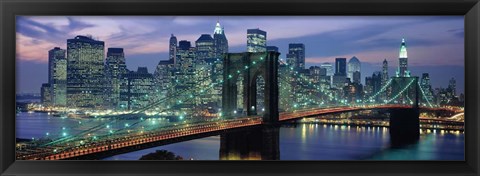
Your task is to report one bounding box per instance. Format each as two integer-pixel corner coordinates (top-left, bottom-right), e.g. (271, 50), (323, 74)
(320, 62), (334, 76)
(448, 77), (457, 97)
(247, 28), (267, 52)
(332, 58), (347, 89)
(335, 58), (347, 76)
(382, 59), (389, 85)
(119, 67), (154, 110)
(66, 35), (105, 108)
(420, 73), (435, 105)
(287, 43), (306, 71)
(195, 34), (215, 63)
(396, 38), (410, 77)
(347, 56), (361, 82)
(105, 48), (128, 109)
(320, 62), (334, 87)
(169, 34), (177, 64)
(352, 71), (361, 84)
(213, 21), (228, 59)
(381, 59), (389, 101)
(41, 83), (51, 106)
(365, 72), (382, 102)
(48, 47), (67, 106)
(153, 59), (174, 109)
(175, 40), (197, 107)
(212, 21), (229, 107)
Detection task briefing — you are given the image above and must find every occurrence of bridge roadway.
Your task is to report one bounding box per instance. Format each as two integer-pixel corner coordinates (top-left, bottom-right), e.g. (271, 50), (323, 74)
(17, 105), (461, 160)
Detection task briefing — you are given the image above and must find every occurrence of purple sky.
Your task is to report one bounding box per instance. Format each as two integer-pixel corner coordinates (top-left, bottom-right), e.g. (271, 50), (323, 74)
(16, 16), (464, 94)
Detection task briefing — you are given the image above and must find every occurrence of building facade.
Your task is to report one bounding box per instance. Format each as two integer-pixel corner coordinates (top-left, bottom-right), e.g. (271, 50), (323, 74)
(347, 56), (361, 83)
(66, 35), (105, 108)
(105, 48), (128, 109)
(247, 28), (267, 52)
(286, 43), (305, 71)
(48, 47), (67, 106)
(396, 38), (410, 77)
(119, 67), (154, 111)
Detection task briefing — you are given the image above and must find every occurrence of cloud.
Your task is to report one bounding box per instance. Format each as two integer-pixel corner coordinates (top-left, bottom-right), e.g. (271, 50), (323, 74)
(16, 16), (463, 67)
(16, 33), (57, 63)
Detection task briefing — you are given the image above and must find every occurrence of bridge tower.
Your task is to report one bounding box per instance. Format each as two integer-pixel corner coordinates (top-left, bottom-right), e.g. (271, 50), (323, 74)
(222, 51), (280, 124)
(389, 76), (420, 147)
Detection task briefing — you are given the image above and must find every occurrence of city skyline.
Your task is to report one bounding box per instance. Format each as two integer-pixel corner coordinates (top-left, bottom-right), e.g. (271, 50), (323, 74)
(16, 16), (464, 94)
(15, 16), (465, 161)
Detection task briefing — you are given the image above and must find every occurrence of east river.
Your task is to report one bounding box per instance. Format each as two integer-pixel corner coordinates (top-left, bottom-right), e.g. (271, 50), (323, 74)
(16, 112), (464, 160)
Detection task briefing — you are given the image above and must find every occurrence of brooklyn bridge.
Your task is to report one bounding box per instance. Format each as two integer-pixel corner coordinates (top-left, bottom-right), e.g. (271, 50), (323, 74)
(16, 52), (463, 160)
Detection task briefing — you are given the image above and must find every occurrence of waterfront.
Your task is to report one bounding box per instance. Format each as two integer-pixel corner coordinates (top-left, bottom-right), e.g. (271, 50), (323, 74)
(17, 112), (464, 160)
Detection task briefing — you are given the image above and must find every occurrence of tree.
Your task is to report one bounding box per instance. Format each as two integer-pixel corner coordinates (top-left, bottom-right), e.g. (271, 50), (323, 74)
(139, 150), (184, 160)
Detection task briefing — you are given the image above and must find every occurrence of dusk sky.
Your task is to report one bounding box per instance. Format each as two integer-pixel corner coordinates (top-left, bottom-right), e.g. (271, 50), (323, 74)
(16, 16), (464, 94)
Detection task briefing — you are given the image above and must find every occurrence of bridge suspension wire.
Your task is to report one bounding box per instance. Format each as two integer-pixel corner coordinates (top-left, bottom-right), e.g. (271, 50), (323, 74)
(41, 55), (271, 148)
(386, 78), (417, 104)
(417, 81), (435, 108)
(41, 60), (224, 147)
(366, 78), (393, 103)
(278, 65), (345, 107)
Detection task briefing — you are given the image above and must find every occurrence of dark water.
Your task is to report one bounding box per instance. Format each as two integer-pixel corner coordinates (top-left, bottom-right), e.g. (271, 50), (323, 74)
(16, 112), (464, 160)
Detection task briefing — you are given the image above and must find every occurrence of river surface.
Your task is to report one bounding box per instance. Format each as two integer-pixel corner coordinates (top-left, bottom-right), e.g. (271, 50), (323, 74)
(16, 112), (464, 160)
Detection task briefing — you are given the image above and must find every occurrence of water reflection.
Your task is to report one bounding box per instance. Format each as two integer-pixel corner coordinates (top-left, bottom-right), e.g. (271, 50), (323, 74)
(17, 112), (464, 160)
(220, 125), (279, 160)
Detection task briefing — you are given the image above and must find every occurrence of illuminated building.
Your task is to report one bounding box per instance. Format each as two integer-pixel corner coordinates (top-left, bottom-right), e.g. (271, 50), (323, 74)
(320, 62), (334, 86)
(48, 47), (67, 106)
(212, 21), (229, 108)
(174, 40), (197, 109)
(41, 83), (52, 106)
(332, 58), (347, 89)
(335, 58), (347, 76)
(247, 28), (267, 52)
(419, 73), (435, 106)
(213, 21), (228, 59)
(287, 43), (305, 71)
(66, 35), (105, 108)
(153, 59), (175, 109)
(396, 38), (410, 77)
(365, 72), (382, 102)
(119, 67), (154, 110)
(448, 77), (456, 97)
(105, 48), (128, 109)
(195, 34), (215, 64)
(381, 59), (389, 101)
(347, 56), (361, 82)
(169, 34), (177, 64)
(352, 71), (361, 84)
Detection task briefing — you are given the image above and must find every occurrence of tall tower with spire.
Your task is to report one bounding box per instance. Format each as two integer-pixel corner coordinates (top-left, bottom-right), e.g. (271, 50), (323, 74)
(169, 34), (177, 64)
(213, 20), (228, 59)
(381, 59), (389, 101)
(396, 38), (410, 77)
(382, 59), (389, 84)
(212, 20), (229, 107)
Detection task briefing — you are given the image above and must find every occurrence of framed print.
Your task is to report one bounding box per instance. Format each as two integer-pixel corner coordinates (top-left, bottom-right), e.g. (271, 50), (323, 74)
(1, 0), (479, 176)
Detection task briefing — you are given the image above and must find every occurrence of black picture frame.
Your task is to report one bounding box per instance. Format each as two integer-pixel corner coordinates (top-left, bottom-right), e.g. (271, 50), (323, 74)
(1, 0), (479, 175)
